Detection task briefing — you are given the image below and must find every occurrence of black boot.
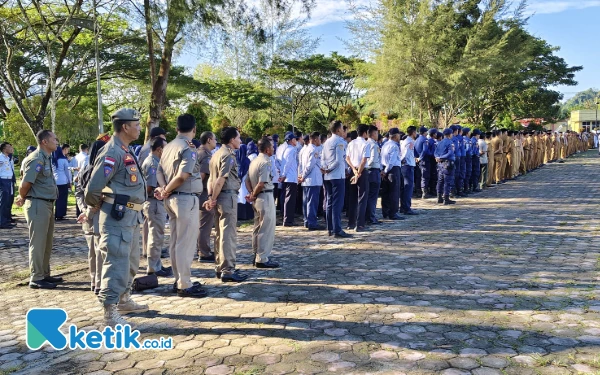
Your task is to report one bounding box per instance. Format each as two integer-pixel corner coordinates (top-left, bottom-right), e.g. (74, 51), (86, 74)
(444, 195), (456, 205)
(423, 191), (435, 199)
(457, 189), (467, 197)
(437, 194), (444, 204)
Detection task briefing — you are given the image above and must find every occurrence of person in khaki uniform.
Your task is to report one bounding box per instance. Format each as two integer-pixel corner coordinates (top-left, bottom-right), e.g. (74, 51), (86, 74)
(15, 130), (61, 289)
(491, 131), (503, 184)
(245, 137), (280, 269)
(537, 132), (544, 167)
(196, 131), (217, 262)
(485, 132), (494, 187)
(85, 109), (148, 326)
(141, 138), (171, 277)
(206, 127), (248, 282)
(504, 130), (514, 180)
(156, 114), (207, 298)
(518, 132), (527, 175)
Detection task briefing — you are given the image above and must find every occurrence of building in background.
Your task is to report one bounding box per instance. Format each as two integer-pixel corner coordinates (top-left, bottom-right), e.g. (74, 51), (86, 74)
(569, 110), (600, 132)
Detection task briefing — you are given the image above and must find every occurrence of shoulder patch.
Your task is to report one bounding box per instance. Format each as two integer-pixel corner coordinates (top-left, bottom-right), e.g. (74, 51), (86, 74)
(105, 157), (116, 166)
(150, 167), (156, 175)
(191, 152), (197, 160)
(104, 166), (112, 177)
(35, 164), (42, 172)
(338, 144), (344, 149)
(124, 154), (135, 166)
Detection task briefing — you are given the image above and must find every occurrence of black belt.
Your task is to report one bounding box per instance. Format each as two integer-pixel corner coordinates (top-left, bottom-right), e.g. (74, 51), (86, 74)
(171, 191), (201, 196)
(258, 189), (274, 195)
(26, 197), (55, 203)
(221, 189), (237, 194)
(369, 168), (380, 171)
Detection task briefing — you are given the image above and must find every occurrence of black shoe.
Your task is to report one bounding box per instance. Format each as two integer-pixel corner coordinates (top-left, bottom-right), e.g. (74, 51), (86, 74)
(199, 253), (215, 262)
(355, 226), (367, 232)
(403, 210), (418, 215)
(91, 286), (95, 292)
(177, 284), (208, 298)
(367, 220), (381, 225)
(472, 188), (482, 193)
(346, 226), (355, 231)
(382, 215), (388, 219)
(283, 223), (297, 227)
(221, 271), (249, 283)
(328, 231), (333, 236)
(307, 225), (326, 231)
(437, 195), (444, 204)
(155, 266), (173, 277)
(422, 193), (435, 199)
(444, 197), (456, 205)
(29, 280), (57, 289)
(215, 272), (221, 279)
(0, 224), (15, 229)
(43, 276), (64, 283)
(255, 260), (280, 269)
(94, 288), (100, 295)
(334, 231), (352, 238)
(172, 281), (201, 293)
(389, 215), (405, 220)
(457, 192), (467, 197)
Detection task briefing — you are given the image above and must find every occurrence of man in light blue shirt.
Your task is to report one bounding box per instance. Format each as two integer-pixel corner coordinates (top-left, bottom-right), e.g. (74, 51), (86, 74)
(345, 124), (371, 231)
(282, 132), (298, 226)
(400, 126), (418, 215)
(321, 121), (351, 238)
(380, 128), (403, 220)
(299, 132), (324, 231)
(365, 125), (383, 225)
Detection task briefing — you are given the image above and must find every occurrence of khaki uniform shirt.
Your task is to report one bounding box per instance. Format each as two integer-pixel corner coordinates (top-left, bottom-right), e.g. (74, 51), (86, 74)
(247, 153), (274, 193)
(491, 137), (503, 155)
(197, 145), (212, 199)
(158, 135), (203, 194)
(142, 154), (160, 189)
(209, 145), (241, 193)
(21, 149), (58, 200)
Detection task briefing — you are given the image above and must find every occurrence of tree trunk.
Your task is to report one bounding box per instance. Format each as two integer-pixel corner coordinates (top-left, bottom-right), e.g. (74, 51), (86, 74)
(146, 3), (181, 139)
(144, 0), (157, 141)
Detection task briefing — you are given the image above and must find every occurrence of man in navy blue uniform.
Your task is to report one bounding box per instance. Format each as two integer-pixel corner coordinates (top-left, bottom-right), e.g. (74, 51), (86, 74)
(462, 127), (472, 194)
(415, 126), (435, 199)
(435, 128), (456, 206)
(470, 129), (482, 193)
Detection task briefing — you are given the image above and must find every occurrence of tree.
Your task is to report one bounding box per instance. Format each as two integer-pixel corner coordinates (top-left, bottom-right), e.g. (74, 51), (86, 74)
(187, 102), (211, 135)
(211, 112), (232, 136)
(0, 0), (148, 137)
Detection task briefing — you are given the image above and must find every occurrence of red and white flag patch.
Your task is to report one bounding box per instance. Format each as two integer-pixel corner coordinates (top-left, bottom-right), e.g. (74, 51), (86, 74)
(105, 157), (116, 166)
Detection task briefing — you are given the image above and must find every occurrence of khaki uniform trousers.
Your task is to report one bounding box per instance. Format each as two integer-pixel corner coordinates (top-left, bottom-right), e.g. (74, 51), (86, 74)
(215, 193), (238, 276)
(165, 194), (199, 290)
(197, 192), (215, 258)
(142, 198), (166, 274)
(83, 211), (102, 290)
(519, 151), (527, 175)
(252, 193), (276, 263)
(487, 154), (495, 186)
(97, 206), (141, 306)
(24, 198), (55, 282)
(494, 155), (503, 183)
(504, 153), (513, 179)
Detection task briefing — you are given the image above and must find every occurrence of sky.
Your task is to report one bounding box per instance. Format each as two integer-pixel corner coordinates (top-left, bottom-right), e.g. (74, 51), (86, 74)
(178, 0), (600, 101)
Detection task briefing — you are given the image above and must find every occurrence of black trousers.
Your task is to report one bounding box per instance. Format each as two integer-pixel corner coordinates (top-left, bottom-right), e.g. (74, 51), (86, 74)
(283, 182), (298, 225)
(347, 171), (370, 228)
(381, 166), (400, 218)
(55, 184), (69, 219)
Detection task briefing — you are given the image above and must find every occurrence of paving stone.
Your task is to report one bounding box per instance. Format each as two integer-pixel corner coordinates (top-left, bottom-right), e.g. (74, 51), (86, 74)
(472, 367), (503, 375)
(480, 356), (509, 369)
(310, 352), (340, 363)
(448, 357), (479, 370)
(204, 364), (234, 375)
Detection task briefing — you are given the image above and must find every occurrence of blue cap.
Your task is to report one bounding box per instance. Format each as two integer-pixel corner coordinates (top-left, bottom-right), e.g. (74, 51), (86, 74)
(419, 126), (428, 134)
(473, 129), (481, 136)
(455, 124), (462, 129)
(272, 134), (279, 140)
(389, 127), (400, 135)
(26, 146), (36, 153)
(284, 131), (295, 142)
(428, 128), (437, 136)
(192, 139), (201, 148)
(443, 128), (453, 136)
(463, 127), (471, 134)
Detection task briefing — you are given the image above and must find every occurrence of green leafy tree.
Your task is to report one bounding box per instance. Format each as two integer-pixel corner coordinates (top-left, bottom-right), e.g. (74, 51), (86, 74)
(211, 112), (232, 136)
(186, 102), (211, 135)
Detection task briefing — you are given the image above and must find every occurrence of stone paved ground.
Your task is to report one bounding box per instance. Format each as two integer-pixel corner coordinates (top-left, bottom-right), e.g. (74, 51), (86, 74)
(1, 151), (599, 375)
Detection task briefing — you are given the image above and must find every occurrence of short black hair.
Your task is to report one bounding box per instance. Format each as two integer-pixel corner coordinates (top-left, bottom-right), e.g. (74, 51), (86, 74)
(177, 114), (196, 133)
(0, 142), (10, 152)
(320, 134), (327, 143)
(294, 131), (302, 138)
(80, 144), (89, 151)
(258, 137), (272, 153)
(357, 124), (370, 137)
(220, 127), (239, 145)
(406, 126), (417, 136)
(329, 120), (343, 134)
(200, 131), (214, 145)
(61, 143), (70, 150)
(310, 132), (320, 140)
(151, 137), (166, 151)
(368, 125), (378, 136)
(112, 120), (135, 132)
(36, 129), (53, 144)
(349, 131), (358, 140)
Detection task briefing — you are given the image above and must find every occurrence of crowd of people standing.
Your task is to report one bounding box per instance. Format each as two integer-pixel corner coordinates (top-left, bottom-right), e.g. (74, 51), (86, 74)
(5, 108), (596, 327)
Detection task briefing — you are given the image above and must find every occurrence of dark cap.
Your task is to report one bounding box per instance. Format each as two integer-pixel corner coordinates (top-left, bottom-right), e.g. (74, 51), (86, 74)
(443, 128), (453, 136)
(26, 146), (36, 153)
(284, 131), (295, 142)
(111, 108), (140, 122)
(389, 127), (400, 136)
(428, 128), (437, 136)
(272, 134), (279, 140)
(191, 139), (201, 148)
(463, 127), (471, 134)
(473, 129), (481, 136)
(303, 134), (309, 143)
(419, 126), (428, 134)
(149, 127), (166, 138)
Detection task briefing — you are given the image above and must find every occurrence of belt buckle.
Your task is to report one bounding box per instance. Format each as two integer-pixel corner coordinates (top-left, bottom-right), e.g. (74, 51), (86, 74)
(126, 202), (135, 209)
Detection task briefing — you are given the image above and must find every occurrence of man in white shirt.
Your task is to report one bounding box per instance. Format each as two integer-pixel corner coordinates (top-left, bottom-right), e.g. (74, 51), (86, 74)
(74, 144), (89, 182)
(0, 142), (15, 229)
(281, 132), (298, 226)
(400, 126), (417, 215)
(345, 124), (371, 231)
(478, 132), (488, 190)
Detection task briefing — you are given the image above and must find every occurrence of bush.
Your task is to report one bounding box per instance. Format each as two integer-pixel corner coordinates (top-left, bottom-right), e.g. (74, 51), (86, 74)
(211, 112), (232, 138)
(187, 102), (211, 135)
